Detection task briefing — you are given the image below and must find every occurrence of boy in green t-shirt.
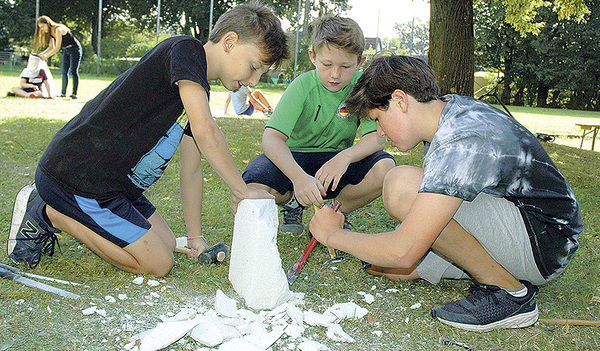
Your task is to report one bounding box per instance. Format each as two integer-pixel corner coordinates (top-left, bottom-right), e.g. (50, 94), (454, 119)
(242, 16), (395, 235)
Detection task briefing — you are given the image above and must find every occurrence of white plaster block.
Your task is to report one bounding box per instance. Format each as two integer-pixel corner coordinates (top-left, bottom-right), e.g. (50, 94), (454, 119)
(228, 199), (292, 310)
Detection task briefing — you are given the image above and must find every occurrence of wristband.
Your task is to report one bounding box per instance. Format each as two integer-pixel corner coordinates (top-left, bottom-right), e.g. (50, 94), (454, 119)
(187, 236), (204, 240)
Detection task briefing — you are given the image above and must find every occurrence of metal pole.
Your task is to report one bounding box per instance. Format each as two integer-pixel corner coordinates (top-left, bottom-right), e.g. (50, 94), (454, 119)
(208, 0), (214, 36)
(293, 0), (302, 79)
(35, 0), (39, 22)
(156, 0), (161, 44)
(97, 0), (102, 76)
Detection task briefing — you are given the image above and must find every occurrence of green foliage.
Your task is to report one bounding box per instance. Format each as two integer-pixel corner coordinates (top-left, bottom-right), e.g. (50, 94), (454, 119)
(0, 0), (36, 50)
(393, 18), (429, 56)
(502, 0), (589, 35)
(475, 0), (600, 110)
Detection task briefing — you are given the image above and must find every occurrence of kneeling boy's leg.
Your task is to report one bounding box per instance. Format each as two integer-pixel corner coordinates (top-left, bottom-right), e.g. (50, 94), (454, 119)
(440, 193), (546, 286)
(334, 151), (395, 213)
(36, 170), (175, 276)
(48, 206), (174, 277)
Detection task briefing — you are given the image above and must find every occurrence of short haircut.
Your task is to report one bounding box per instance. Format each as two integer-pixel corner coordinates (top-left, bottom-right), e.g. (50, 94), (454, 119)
(208, 1), (289, 69)
(311, 16), (365, 59)
(346, 55), (440, 118)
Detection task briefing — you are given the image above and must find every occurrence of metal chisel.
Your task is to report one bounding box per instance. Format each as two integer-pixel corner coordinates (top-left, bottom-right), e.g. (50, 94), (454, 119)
(0, 266), (80, 299)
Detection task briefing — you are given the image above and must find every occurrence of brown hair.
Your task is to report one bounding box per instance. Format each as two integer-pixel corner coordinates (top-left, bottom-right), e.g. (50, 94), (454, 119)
(311, 16), (365, 60)
(346, 55), (440, 118)
(34, 15), (64, 52)
(208, 1), (289, 69)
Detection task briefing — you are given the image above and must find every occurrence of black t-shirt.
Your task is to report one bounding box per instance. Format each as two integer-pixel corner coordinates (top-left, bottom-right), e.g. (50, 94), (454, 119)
(39, 36), (210, 200)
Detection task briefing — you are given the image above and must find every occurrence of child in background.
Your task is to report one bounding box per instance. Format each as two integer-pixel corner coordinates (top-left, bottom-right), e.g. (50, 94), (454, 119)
(223, 86), (273, 116)
(242, 16), (395, 236)
(10, 55), (52, 98)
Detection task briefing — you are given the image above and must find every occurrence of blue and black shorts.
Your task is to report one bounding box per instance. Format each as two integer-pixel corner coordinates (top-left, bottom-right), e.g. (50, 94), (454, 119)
(242, 150), (395, 199)
(35, 168), (155, 248)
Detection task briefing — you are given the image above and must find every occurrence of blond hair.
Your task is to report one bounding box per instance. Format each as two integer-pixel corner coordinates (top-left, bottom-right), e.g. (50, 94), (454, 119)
(311, 16), (365, 60)
(34, 15), (65, 52)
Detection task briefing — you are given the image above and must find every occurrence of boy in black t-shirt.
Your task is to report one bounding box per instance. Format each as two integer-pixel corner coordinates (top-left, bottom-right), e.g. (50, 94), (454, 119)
(7, 2), (289, 277)
(309, 56), (582, 332)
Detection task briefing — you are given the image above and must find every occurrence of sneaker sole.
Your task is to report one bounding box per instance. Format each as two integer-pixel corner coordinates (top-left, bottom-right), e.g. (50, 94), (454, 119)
(279, 228), (305, 237)
(435, 306), (539, 332)
(7, 184), (36, 257)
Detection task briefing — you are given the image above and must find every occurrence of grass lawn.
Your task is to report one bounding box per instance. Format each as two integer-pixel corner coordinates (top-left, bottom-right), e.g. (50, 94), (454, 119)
(0, 72), (599, 350)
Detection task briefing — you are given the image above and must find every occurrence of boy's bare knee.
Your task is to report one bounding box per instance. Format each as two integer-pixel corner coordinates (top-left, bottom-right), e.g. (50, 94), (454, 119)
(372, 158), (396, 180)
(383, 166), (423, 221)
(143, 252), (174, 277)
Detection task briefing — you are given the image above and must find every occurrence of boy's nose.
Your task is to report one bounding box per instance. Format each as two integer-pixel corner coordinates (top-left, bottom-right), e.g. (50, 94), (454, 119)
(247, 72), (261, 87)
(331, 66), (340, 79)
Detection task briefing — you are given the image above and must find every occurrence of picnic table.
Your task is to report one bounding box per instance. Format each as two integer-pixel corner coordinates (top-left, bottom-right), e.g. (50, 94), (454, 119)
(576, 123), (600, 150)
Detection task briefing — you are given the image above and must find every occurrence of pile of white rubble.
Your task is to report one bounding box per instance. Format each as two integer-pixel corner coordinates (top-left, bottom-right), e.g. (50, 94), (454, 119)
(122, 289), (370, 351)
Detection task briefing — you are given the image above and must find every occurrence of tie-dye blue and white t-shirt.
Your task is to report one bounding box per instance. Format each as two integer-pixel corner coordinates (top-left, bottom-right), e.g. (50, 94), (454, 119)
(420, 94), (582, 280)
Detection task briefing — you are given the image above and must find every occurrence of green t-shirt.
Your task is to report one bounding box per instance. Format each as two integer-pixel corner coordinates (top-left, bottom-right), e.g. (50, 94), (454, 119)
(266, 70), (377, 152)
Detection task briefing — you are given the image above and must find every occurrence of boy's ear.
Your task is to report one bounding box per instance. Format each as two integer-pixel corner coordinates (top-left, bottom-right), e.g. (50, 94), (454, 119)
(308, 48), (317, 65)
(391, 89), (409, 112)
(222, 31), (239, 52)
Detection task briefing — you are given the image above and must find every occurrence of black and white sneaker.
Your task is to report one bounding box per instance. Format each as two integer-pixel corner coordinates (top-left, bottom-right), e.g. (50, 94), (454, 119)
(431, 280), (539, 332)
(7, 184), (60, 268)
(279, 203), (306, 236)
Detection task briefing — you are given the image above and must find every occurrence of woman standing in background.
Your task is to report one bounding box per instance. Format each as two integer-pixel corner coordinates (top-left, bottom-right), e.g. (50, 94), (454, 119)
(34, 15), (82, 99)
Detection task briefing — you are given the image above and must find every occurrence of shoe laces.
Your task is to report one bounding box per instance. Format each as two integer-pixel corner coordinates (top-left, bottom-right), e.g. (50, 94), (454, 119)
(464, 283), (501, 306)
(24, 232), (60, 268)
(281, 205), (304, 223)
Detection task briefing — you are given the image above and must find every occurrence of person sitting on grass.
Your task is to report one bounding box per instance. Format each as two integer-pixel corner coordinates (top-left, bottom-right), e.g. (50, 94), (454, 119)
(9, 55), (52, 99)
(223, 85), (273, 116)
(309, 55), (582, 332)
(242, 16), (396, 236)
(7, 1), (289, 277)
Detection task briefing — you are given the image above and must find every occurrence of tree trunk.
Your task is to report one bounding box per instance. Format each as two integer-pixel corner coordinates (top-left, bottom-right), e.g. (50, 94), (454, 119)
(537, 86), (549, 107)
(429, 0), (474, 96)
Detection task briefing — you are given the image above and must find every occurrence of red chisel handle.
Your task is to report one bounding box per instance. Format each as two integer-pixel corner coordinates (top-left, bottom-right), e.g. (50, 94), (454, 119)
(296, 237), (318, 270)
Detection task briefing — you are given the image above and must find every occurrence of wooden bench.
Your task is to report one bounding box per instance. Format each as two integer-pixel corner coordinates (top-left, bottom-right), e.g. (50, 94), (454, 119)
(576, 123), (600, 150)
(0, 51), (14, 71)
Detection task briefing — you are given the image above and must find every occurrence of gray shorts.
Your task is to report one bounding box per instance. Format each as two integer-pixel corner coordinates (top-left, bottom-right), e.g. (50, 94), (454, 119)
(415, 192), (547, 285)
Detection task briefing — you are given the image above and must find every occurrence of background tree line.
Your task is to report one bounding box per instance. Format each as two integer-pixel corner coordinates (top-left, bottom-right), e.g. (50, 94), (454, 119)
(1, 0), (597, 110)
(392, 0), (597, 111)
(0, 0), (348, 76)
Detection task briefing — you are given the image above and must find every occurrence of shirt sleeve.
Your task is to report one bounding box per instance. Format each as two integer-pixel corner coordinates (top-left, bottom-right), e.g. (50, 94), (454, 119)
(420, 133), (503, 201)
(265, 76), (306, 137)
(168, 39), (210, 93)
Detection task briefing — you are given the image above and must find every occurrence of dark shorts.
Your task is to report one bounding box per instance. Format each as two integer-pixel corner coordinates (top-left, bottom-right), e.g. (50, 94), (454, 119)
(240, 104), (254, 116)
(35, 168), (156, 248)
(242, 150), (395, 199)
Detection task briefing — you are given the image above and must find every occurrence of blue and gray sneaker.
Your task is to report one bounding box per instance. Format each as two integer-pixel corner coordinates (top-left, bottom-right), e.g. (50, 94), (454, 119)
(7, 184), (60, 268)
(431, 280), (539, 332)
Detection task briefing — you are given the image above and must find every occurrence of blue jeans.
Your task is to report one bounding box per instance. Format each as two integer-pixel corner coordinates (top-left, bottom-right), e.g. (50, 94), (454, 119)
(61, 44), (81, 96)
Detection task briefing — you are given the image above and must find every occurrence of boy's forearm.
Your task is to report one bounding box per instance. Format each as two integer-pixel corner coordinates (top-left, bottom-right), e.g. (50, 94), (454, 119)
(179, 137), (204, 237)
(338, 132), (386, 163)
(194, 124), (248, 195)
(262, 133), (307, 182)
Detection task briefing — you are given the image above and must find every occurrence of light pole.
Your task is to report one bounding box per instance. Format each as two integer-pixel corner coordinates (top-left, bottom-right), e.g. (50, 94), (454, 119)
(97, 0), (102, 76)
